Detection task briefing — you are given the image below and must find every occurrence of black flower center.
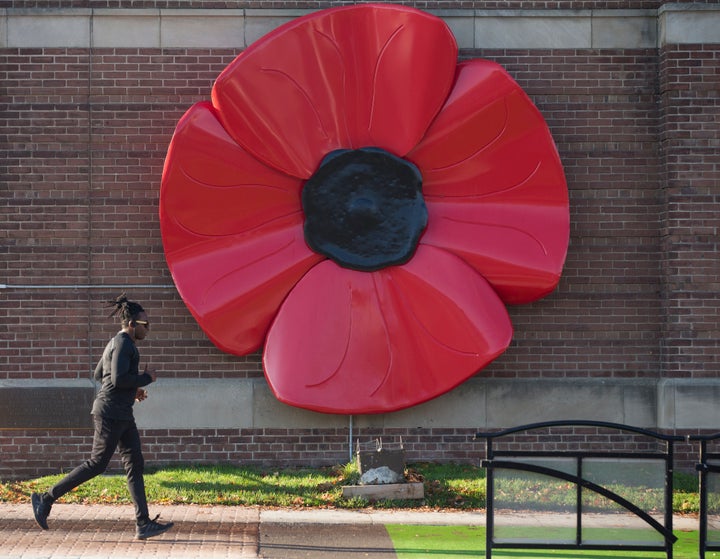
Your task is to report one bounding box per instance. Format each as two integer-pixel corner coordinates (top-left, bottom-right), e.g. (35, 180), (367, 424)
(302, 147), (427, 272)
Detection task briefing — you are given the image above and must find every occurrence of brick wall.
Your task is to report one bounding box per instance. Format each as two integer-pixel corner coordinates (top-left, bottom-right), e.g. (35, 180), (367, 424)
(1, 425), (705, 480)
(659, 44), (720, 380)
(479, 48), (664, 381)
(2, 4), (719, 478)
(0, 427), (486, 479)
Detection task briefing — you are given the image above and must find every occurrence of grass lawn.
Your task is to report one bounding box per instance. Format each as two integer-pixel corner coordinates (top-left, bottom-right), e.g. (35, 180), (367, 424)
(0, 462), (489, 509)
(0, 462), (700, 514)
(386, 526), (710, 559)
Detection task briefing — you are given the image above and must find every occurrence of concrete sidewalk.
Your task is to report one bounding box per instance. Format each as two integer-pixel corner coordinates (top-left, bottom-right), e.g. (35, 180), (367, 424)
(0, 502), (700, 559)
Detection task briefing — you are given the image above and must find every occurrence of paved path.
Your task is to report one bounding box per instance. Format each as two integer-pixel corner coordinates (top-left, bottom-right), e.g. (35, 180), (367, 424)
(1, 503), (259, 559)
(0, 502), (700, 559)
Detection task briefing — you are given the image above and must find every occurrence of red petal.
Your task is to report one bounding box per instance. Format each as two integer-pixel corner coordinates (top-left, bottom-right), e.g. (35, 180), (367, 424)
(408, 60), (519, 178)
(165, 213), (323, 355)
(211, 5), (457, 178)
(409, 60), (569, 303)
(160, 102), (302, 254)
(263, 246), (512, 414)
(160, 101), (323, 354)
(423, 201), (569, 304)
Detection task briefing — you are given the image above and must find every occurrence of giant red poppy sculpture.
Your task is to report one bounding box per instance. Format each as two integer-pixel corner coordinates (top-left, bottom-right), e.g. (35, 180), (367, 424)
(160, 4), (569, 414)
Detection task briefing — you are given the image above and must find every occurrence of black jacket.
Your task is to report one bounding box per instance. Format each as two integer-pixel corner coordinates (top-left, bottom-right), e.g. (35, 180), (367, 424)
(91, 331), (153, 420)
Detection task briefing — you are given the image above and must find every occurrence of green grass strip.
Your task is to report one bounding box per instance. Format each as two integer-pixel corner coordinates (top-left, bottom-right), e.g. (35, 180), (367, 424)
(386, 526), (703, 558)
(0, 462), (700, 514)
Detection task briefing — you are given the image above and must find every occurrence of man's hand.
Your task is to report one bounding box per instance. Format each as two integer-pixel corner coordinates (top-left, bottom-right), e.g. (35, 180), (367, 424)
(144, 365), (158, 383)
(135, 388), (148, 402)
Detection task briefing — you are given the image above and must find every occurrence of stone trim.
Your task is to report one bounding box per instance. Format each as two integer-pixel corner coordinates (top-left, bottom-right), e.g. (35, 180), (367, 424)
(0, 5), (717, 49)
(5, 377), (720, 431)
(0, 380), (95, 429)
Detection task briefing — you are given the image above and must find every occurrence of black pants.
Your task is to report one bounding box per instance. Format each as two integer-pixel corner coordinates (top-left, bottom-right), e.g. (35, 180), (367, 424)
(48, 415), (150, 525)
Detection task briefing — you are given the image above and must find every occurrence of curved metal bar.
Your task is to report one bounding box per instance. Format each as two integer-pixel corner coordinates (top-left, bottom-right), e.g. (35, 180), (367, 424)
(486, 459), (678, 543)
(475, 420), (685, 442)
(688, 433), (720, 442)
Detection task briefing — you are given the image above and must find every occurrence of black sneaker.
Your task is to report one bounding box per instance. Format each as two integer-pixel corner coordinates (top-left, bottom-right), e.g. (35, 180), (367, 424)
(135, 515), (174, 540)
(31, 492), (52, 530)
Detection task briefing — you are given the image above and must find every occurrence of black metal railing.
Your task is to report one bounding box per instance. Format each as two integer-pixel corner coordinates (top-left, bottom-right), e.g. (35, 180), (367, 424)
(476, 421), (685, 559)
(690, 433), (720, 559)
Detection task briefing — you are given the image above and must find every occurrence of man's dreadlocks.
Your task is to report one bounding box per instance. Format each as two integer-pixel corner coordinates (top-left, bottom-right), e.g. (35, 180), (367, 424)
(106, 293), (145, 327)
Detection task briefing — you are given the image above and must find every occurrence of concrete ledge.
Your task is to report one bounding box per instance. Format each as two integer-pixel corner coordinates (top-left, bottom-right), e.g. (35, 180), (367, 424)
(92, 9), (160, 48)
(342, 482), (424, 501)
(659, 4), (720, 46)
(474, 10), (592, 49)
(0, 5), (714, 49)
(659, 379), (720, 429)
(5, 9), (91, 48)
(591, 10), (657, 48)
(160, 9), (245, 48)
(0, 380), (94, 429)
(4, 377), (720, 432)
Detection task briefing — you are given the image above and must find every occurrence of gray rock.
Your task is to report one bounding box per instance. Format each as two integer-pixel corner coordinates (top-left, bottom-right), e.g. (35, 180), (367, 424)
(359, 466), (404, 485)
